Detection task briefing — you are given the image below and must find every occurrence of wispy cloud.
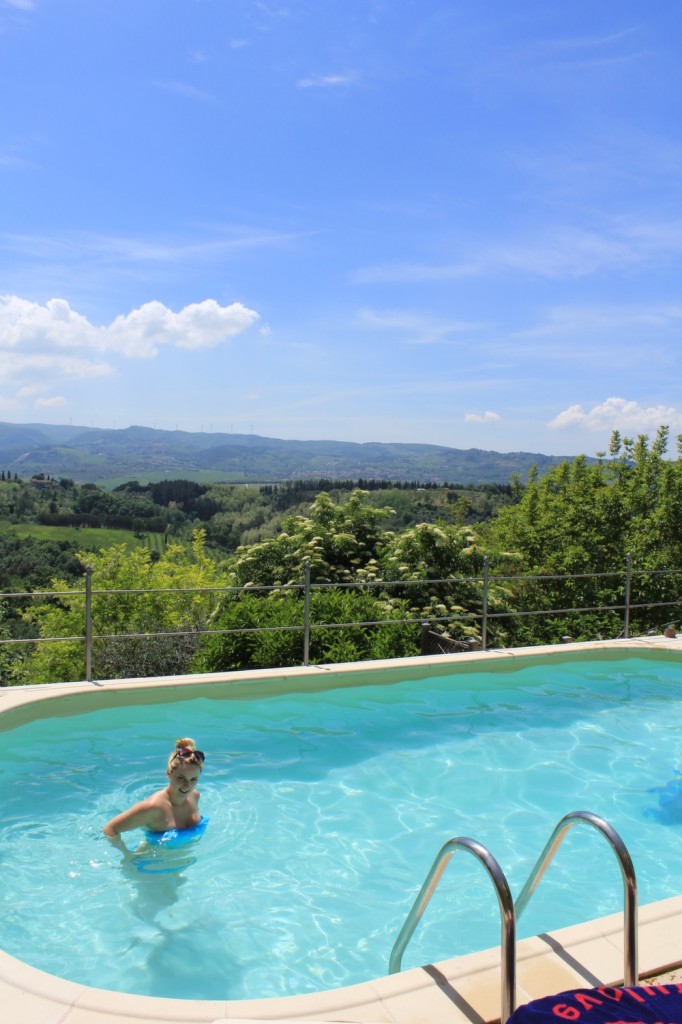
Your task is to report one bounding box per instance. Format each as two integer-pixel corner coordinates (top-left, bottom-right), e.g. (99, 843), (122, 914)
(354, 262), (475, 284)
(354, 219), (682, 284)
(297, 72), (360, 89)
(512, 132), (682, 206)
(539, 28), (640, 51)
(0, 352), (114, 386)
(153, 80), (215, 102)
(35, 395), (68, 409)
(250, 1), (291, 19)
(357, 307), (481, 344)
(472, 22), (650, 99)
(516, 302), (682, 339)
(549, 397), (682, 433)
(465, 411), (501, 424)
(532, 27), (650, 71)
(0, 145), (34, 169)
(2, 225), (302, 266)
(3, 0), (35, 10)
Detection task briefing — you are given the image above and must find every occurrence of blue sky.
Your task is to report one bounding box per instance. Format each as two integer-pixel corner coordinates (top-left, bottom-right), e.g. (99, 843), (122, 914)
(1, 0), (681, 456)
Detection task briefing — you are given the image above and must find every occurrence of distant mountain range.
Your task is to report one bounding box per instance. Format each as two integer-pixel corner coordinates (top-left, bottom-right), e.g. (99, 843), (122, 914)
(0, 421), (577, 486)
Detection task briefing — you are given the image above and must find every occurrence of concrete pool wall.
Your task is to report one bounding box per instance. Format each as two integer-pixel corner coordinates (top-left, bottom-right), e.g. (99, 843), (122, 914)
(2, 637), (682, 1024)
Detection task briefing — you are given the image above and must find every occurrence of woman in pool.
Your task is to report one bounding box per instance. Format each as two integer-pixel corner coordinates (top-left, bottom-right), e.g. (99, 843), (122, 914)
(103, 737), (204, 850)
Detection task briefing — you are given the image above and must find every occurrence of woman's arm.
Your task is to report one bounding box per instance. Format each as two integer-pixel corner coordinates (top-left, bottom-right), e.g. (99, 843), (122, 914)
(103, 798), (159, 841)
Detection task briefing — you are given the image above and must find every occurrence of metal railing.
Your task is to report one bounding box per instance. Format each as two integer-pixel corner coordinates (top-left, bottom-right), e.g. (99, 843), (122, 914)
(388, 836), (516, 1023)
(515, 811), (638, 986)
(0, 554), (681, 682)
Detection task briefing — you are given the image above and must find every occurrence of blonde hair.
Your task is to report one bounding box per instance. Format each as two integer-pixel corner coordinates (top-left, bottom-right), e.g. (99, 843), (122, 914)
(167, 737), (205, 771)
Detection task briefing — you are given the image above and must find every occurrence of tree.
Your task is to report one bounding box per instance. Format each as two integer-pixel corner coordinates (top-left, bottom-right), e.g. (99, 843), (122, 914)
(231, 490), (395, 586)
(19, 531), (231, 683)
(484, 427), (682, 641)
(193, 587), (418, 672)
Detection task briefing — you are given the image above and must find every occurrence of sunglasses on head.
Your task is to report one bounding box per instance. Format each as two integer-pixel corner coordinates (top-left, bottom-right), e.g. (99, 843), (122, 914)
(175, 747), (205, 764)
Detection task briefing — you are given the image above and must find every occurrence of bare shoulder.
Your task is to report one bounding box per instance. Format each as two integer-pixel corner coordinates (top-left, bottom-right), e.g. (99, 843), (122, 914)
(146, 787), (171, 810)
(103, 791), (168, 837)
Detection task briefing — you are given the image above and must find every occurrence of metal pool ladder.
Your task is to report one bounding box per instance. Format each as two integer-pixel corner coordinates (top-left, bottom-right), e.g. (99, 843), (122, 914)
(514, 810), (638, 986)
(388, 836), (517, 1023)
(388, 811), (638, 1023)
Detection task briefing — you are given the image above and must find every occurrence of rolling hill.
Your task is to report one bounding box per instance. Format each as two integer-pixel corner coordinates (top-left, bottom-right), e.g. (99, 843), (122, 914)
(0, 421), (577, 486)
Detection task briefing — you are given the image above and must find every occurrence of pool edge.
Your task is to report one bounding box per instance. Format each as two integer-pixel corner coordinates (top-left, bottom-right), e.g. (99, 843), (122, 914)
(2, 894), (682, 1024)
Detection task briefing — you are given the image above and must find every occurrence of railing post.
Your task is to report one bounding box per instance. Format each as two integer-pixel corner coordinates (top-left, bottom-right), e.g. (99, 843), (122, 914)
(624, 552), (631, 639)
(420, 621), (431, 654)
(481, 556), (489, 651)
(84, 564), (93, 682)
(303, 561), (311, 666)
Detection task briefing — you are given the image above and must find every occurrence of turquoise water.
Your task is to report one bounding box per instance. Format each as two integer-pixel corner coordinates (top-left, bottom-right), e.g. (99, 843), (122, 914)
(1, 654), (682, 1000)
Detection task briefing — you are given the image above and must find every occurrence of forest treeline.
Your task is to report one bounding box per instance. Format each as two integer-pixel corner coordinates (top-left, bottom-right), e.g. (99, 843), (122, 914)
(1, 427), (681, 684)
(0, 471), (512, 547)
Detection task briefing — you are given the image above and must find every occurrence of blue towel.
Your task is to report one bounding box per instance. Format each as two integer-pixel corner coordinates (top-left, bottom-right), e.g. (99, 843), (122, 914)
(507, 984), (682, 1024)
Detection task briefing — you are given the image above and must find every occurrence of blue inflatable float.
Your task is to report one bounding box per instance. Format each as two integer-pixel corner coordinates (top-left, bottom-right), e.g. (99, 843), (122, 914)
(133, 816), (209, 873)
(144, 815), (209, 848)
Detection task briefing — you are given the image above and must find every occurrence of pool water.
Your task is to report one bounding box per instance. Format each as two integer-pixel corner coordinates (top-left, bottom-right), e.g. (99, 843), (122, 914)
(2, 654), (682, 1000)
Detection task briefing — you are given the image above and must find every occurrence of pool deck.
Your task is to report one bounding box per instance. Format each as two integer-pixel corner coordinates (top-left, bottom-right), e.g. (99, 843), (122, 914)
(2, 636), (681, 1024)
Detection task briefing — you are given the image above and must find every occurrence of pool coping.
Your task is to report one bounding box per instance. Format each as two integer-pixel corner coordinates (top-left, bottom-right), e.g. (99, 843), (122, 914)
(2, 637), (681, 1024)
(2, 634), (680, 720)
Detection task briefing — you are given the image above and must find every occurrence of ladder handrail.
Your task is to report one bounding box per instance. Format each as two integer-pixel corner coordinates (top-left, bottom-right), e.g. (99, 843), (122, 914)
(515, 810), (638, 985)
(389, 836), (516, 1023)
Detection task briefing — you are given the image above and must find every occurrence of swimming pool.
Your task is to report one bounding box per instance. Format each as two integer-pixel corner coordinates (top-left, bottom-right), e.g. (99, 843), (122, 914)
(1, 648), (682, 1002)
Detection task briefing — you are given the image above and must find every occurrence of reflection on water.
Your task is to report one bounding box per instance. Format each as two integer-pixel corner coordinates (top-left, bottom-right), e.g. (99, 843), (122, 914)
(645, 772), (682, 825)
(120, 833), (202, 923)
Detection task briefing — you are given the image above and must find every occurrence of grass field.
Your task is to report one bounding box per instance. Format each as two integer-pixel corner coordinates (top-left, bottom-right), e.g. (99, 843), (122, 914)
(0, 521), (166, 554)
(98, 470), (266, 489)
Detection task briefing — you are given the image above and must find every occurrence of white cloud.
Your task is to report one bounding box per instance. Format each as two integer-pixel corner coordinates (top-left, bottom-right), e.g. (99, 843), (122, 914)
(549, 397), (682, 432)
(3, 0), (35, 10)
(1, 296), (97, 353)
(106, 299), (260, 356)
(0, 295), (259, 358)
(0, 295), (260, 399)
(465, 411), (501, 424)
